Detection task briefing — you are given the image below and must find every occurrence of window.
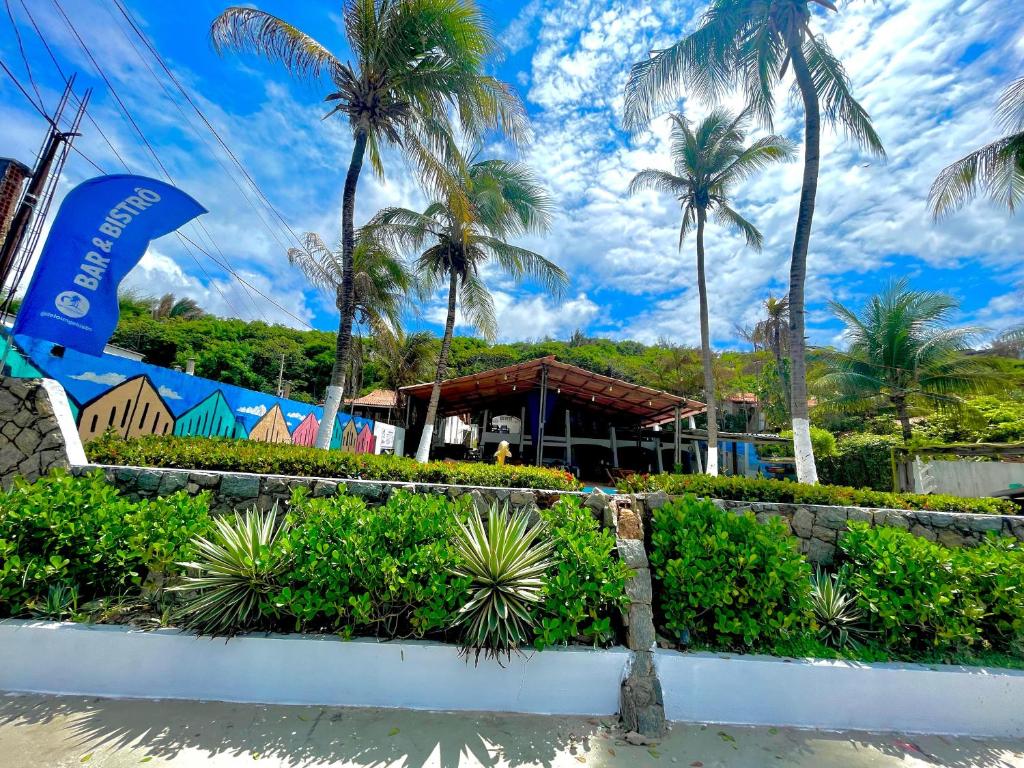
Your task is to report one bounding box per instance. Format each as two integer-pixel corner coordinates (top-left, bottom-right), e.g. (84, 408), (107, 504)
(139, 402), (150, 429)
(121, 400), (132, 428)
(108, 407), (117, 427)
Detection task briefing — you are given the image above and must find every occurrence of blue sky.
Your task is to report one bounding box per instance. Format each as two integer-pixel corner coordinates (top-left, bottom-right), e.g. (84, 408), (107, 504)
(1, 0), (1022, 349)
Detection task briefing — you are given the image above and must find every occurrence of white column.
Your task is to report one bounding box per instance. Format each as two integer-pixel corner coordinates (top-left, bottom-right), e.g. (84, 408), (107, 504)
(609, 425), (619, 467)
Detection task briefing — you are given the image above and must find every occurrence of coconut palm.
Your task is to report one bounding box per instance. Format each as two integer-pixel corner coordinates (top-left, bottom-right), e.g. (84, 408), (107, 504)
(372, 329), (438, 425)
(287, 232), (412, 342)
(365, 156), (565, 462)
(211, 1), (527, 449)
(628, 110), (793, 475)
(624, 0), (885, 484)
(152, 294), (205, 321)
(753, 294), (791, 415)
(814, 279), (993, 441)
(930, 75), (1024, 217)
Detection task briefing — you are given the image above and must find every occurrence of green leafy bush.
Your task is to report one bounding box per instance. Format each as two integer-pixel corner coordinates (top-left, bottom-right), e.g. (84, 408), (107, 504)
(0, 470), (211, 616)
(839, 524), (1024, 656)
(618, 471), (1017, 515)
(818, 433), (898, 491)
(759, 426), (838, 460)
(274, 490), (472, 638)
(532, 498), (631, 649)
(87, 433), (581, 491)
(649, 495), (811, 649)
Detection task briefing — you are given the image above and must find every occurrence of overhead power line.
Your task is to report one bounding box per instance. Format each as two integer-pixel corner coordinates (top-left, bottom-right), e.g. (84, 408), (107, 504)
(47, 0), (276, 323)
(111, 0), (309, 254)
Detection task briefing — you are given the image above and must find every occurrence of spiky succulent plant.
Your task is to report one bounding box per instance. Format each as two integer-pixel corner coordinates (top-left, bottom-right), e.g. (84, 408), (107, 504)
(170, 507), (289, 636)
(450, 504), (554, 661)
(810, 568), (868, 650)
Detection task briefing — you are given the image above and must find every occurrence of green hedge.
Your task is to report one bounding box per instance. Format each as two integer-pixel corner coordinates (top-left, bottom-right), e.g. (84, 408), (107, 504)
(650, 495), (810, 649)
(618, 471), (1017, 515)
(840, 523), (1024, 657)
(86, 433), (581, 491)
(0, 471), (212, 616)
(0, 472), (622, 649)
(818, 434), (899, 491)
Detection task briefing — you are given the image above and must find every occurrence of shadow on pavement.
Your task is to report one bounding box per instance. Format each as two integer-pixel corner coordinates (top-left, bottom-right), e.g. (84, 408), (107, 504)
(0, 693), (1021, 768)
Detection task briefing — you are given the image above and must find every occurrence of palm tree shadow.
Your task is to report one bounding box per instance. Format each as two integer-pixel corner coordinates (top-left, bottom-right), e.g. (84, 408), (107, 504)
(0, 694), (595, 768)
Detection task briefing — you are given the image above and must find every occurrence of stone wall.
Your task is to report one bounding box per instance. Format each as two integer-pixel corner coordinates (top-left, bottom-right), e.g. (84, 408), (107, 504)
(632, 492), (1024, 565)
(0, 377), (74, 489)
(72, 463), (581, 514)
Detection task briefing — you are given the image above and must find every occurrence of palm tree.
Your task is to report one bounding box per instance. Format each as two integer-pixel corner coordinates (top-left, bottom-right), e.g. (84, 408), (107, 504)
(624, 0), (885, 484)
(153, 294), (205, 320)
(373, 329), (438, 425)
(753, 294), (791, 415)
(628, 110), (793, 475)
(365, 157), (566, 462)
(930, 75), (1024, 217)
(211, 1), (527, 449)
(814, 279), (992, 441)
(287, 232), (412, 342)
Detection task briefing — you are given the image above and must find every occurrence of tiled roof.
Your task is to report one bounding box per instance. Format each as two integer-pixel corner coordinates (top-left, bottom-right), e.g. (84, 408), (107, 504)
(346, 389), (398, 408)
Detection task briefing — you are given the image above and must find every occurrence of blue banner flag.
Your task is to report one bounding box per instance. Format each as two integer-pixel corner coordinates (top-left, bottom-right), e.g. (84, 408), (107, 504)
(13, 175), (206, 355)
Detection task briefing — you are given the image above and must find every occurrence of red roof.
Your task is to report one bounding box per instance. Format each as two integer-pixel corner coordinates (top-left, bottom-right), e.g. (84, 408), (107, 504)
(345, 389), (398, 408)
(401, 356), (705, 425)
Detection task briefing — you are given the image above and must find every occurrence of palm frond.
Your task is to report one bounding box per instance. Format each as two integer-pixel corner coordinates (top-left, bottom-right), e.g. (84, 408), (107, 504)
(802, 34), (885, 157)
(210, 7), (342, 80)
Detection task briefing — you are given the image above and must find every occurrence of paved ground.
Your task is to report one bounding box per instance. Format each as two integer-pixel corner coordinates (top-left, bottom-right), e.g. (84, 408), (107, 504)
(0, 694), (1021, 767)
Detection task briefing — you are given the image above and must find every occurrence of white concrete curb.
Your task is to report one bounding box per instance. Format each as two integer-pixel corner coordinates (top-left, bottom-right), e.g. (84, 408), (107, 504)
(0, 621), (629, 716)
(656, 649), (1024, 738)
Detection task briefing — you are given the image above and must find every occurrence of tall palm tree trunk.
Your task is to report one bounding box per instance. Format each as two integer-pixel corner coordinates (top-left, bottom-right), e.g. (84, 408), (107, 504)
(892, 395), (913, 442)
(415, 269), (459, 463)
(770, 325), (789, 420)
(786, 42), (820, 485)
(316, 128), (368, 449)
(696, 207), (718, 476)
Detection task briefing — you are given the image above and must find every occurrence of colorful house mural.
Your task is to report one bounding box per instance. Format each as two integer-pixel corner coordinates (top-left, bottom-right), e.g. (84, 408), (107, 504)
(249, 404), (290, 443)
(355, 423), (375, 454)
(174, 390), (238, 438)
(291, 413), (319, 446)
(0, 329), (397, 455)
(78, 375), (175, 442)
(340, 419), (358, 453)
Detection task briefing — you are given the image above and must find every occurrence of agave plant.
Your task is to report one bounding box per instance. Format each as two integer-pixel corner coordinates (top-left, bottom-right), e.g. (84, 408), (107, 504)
(810, 568), (868, 650)
(170, 507), (290, 636)
(450, 505), (554, 661)
(28, 582), (78, 621)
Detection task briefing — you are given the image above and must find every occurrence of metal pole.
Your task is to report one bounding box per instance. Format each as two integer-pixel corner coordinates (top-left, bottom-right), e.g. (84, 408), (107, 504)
(0, 128), (65, 288)
(689, 415), (703, 474)
(535, 364), (548, 466)
(673, 405), (681, 471)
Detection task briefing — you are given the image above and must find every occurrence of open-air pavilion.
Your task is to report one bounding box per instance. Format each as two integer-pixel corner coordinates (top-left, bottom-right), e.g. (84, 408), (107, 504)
(401, 356), (707, 482)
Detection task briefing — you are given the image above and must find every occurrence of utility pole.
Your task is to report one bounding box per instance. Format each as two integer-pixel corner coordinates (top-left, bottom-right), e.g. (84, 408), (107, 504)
(0, 78), (84, 293)
(276, 353), (285, 397)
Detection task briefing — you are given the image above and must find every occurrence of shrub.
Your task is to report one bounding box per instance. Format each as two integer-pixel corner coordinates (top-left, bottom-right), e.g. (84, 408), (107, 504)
(839, 524), (1024, 656)
(451, 505), (553, 660)
(87, 432), (581, 491)
(618, 471), (1017, 515)
(649, 495), (811, 649)
(0, 470), (211, 616)
(171, 507), (290, 636)
(275, 490), (472, 638)
(532, 498), (632, 649)
(759, 426), (838, 460)
(818, 433), (898, 491)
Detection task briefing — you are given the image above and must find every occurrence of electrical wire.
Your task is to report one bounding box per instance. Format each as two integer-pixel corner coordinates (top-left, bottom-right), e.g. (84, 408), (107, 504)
(3, 0), (43, 109)
(18, 0), (132, 173)
(112, 0), (309, 253)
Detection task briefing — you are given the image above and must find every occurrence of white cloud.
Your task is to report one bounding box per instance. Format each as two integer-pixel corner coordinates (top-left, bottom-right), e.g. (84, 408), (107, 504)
(287, 411), (305, 420)
(158, 385), (182, 400)
(70, 371), (126, 386)
(236, 404), (267, 417)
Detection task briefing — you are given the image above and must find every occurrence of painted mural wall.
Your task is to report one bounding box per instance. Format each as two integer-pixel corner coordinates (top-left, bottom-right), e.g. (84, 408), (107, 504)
(1, 331), (402, 455)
